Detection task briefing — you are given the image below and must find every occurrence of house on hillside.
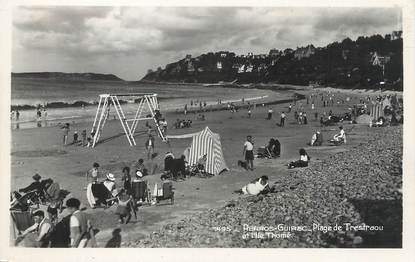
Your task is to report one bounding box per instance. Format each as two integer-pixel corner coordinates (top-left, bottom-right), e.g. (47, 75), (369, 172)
(238, 64), (245, 73)
(371, 52), (391, 67)
(342, 50), (350, 60)
(245, 64), (253, 73)
(283, 48), (294, 56)
(391, 30), (403, 40)
(269, 48), (281, 57)
(257, 63), (267, 72)
(187, 61), (195, 73)
(170, 64), (182, 74)
(185, 54), (192, 62)
(232, 63), (241, 70)
(216, 61), (223, 71)
(294, 45), (316, 60)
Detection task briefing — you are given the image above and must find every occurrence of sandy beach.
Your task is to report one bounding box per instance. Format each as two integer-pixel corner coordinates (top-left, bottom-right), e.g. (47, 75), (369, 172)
(10, 85), (402, 247)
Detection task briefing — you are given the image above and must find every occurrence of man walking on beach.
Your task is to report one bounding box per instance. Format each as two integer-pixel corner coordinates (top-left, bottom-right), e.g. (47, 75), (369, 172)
(243, 136), (254, 171)
(280, 112), (286, 127)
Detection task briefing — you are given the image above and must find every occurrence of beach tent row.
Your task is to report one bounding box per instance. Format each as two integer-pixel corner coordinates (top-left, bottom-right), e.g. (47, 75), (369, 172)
(166, 127), (229, 176)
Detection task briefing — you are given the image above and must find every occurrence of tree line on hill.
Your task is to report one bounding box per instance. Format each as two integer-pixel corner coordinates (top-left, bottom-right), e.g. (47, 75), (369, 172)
(12, 72), (124, 82)
(142, 33), (403, 91)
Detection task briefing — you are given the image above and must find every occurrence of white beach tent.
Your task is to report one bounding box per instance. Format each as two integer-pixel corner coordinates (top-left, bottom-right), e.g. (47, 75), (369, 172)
(166, 126), (229, 176)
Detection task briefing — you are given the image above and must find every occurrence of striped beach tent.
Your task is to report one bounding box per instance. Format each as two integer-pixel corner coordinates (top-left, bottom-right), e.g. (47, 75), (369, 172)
(370, 102), (384, 121)
(166, 127), (228, 176)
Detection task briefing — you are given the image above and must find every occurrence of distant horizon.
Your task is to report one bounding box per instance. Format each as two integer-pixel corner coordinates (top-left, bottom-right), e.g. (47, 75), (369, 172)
(13, 6), (401, 81)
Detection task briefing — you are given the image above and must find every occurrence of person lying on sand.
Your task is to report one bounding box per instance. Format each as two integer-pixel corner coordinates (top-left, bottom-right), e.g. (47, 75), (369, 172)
(234, 176), (270, 196)
(19, 173), (42, 193)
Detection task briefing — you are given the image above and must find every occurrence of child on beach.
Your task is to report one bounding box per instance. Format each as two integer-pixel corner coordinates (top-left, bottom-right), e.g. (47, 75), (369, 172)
(115, 189), (136, 224)
(73, 131), (79, 144)
(86, 162), (100, 186)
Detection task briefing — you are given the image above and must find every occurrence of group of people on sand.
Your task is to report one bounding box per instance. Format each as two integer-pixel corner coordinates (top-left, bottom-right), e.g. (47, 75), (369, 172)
(60, 123), (93, 147)
(173, 119), (192, 129)
(18, 197), (95, 248)
(12, 173), (95, 248)
(10, 109), (21, 121)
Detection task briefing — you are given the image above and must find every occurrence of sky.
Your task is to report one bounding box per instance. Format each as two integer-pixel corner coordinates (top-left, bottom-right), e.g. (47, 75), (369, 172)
(12, 6), (402, 81)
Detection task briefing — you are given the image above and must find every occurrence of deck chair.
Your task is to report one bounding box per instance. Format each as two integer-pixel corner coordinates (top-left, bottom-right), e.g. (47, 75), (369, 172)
(90, 183), (116, 208)
(132, 181), (149, 204)
(11, 211), (33, 234)
(10, 210), (34, 244)
(256, 147), (273, 159)
(155, 182), (174, 205)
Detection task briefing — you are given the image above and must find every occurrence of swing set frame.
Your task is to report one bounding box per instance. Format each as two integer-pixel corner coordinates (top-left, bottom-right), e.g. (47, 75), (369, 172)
(90, 93), (167, 148)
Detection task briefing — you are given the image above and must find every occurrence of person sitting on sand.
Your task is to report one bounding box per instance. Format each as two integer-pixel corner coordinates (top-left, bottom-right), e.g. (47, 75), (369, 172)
(309, 131), (322, 146)
(234, 176), (270, 196)
(288, 148), (310, 169)
(373, 117), (385, 127)
(196, 154), (207, 174)
(44, 179), (61, 206)
(310, 131), (318, 146)
(315, 131), (323, 146)
(332, 126), (346, 144)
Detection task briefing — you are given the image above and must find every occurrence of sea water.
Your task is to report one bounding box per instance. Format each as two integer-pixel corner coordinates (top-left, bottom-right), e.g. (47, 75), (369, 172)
(11, 78), (275, 129)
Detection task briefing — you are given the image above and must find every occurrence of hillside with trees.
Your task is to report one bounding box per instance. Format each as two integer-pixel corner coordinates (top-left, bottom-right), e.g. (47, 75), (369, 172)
(142, 32), (403, 90)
